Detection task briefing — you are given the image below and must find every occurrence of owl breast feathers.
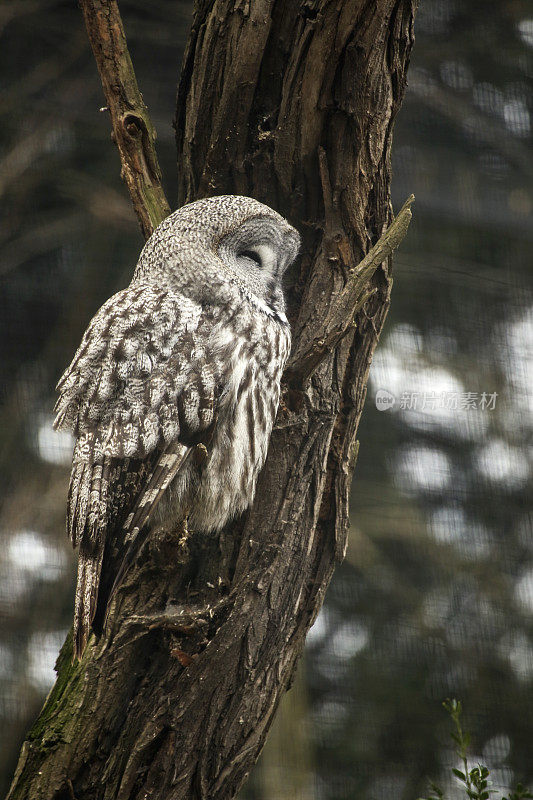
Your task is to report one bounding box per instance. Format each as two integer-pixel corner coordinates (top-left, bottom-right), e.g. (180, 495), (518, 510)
(54, 195), (300, 658)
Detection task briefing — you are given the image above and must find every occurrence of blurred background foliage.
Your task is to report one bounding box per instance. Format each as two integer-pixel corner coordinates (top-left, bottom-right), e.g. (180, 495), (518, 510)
(0, 1), (531, 798)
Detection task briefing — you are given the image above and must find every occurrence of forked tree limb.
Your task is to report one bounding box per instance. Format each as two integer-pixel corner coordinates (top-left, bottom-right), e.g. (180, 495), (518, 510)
(79, 0), (170, 237)
(8, 1), (418, 798)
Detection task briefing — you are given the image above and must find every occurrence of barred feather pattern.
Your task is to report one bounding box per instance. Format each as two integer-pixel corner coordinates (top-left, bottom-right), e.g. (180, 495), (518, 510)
(54, 196), (299, 658)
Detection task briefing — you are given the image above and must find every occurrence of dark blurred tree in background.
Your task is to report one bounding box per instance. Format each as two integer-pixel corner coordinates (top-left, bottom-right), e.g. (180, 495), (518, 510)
(0, 1), (531, 798)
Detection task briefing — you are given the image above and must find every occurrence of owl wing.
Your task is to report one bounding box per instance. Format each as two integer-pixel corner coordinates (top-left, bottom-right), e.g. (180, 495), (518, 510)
(54, 282), (218, 657)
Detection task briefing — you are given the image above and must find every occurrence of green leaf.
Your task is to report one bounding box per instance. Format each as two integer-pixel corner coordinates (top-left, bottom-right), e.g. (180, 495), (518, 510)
(453, 769), (467, 781)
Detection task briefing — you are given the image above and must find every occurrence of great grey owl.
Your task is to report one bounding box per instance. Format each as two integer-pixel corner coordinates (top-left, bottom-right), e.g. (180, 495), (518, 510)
(54, 195), (300, 658)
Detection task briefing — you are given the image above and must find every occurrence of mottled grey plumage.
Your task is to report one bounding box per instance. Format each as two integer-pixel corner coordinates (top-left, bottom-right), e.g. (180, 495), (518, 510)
(54, 195), (300, 657)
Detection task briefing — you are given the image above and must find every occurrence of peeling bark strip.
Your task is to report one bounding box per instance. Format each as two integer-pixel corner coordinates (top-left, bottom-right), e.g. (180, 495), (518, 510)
(8, 1), (417, 798)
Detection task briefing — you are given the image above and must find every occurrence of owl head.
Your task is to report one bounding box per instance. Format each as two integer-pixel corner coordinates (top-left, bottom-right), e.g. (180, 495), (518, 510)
(134, 196), (300, 318)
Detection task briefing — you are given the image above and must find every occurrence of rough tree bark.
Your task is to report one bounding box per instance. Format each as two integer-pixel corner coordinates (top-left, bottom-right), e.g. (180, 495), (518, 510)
(8, 1), (417, 798)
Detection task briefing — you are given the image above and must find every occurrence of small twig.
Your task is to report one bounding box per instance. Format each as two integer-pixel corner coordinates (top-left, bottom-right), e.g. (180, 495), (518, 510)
(287, 194), (414, 383)
(79, 0), (170, 239)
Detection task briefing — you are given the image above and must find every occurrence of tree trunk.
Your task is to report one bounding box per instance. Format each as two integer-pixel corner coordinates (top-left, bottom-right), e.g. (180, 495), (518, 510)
(7, 1), (416, 798)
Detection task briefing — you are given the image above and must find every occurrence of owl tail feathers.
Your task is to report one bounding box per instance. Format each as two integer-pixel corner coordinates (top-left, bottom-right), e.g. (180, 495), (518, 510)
(73, 548), (104, 660)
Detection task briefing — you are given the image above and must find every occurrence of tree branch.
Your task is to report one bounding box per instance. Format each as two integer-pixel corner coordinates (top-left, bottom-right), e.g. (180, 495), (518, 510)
(79, 0), (170, 238)
(287, 193), (415, 383)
